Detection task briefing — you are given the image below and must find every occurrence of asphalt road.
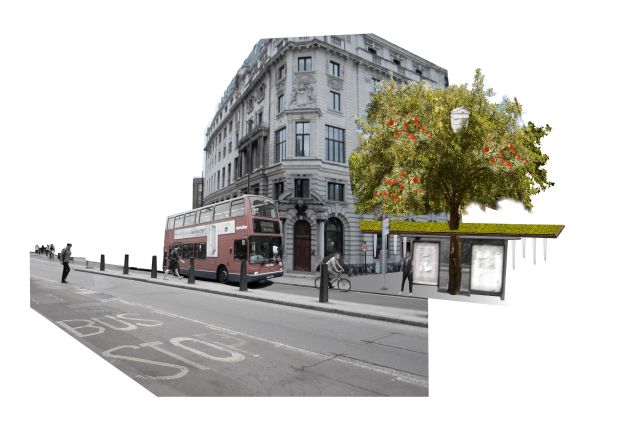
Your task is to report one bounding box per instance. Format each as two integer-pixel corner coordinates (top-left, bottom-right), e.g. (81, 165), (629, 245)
(30, 255), (429, 396)
(249, 279), (429, 311)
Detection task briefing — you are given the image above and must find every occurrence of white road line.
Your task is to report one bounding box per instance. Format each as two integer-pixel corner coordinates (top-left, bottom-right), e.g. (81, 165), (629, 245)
(116, 298), (427, 387)
(31, 274), (60, 284)
(33, 269), (426, 386)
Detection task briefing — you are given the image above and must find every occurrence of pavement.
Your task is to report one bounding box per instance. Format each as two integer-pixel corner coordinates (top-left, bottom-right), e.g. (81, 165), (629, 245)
(68, 259), (430, 328)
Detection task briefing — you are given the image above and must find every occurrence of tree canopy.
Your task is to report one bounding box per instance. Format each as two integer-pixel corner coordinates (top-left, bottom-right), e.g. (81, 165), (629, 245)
(349, 69), (553, 228)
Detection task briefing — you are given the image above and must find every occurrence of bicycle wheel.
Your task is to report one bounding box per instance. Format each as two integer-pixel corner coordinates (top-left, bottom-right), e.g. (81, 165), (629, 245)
(337, 278), (351, 292)
(314, 277), (321, 289)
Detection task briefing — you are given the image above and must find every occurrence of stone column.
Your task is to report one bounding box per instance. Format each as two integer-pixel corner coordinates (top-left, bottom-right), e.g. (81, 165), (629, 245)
(316, 218), (325, 258)
(280, 218), (287, 256)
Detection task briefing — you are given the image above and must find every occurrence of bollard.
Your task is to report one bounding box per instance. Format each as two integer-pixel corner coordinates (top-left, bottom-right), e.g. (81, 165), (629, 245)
(239, 260), (248, 291)
(123, 254), (129, 275)
(188, 258), (195, 284)
(319, 262), (329, 303)
(151, 256), (157, 278)
(100, 254), (105, 271)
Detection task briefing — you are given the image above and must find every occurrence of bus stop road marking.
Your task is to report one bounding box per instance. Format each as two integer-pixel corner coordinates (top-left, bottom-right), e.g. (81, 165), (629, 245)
(114, 298), (426, 387)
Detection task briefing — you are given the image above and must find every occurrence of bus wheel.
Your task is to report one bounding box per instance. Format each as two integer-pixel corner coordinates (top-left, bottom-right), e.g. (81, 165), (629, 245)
(218, 266), (229, 284)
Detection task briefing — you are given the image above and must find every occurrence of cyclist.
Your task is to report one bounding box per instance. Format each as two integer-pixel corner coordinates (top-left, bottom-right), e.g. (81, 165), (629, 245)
(326, 252), (344, 289)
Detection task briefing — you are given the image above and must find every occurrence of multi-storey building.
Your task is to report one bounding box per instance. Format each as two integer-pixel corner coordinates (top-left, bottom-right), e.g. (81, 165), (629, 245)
(201, 34), (448, 273)
(192, 177), (204, 209)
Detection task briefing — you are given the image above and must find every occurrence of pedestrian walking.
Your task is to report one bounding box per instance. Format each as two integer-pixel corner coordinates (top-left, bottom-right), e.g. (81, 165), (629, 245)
(60, 243), (72, 283)
(399, 251), (414, 296)
(35, 244), (39, 254)
(49, 243), (55, 260)
(163, 246), (184, 279)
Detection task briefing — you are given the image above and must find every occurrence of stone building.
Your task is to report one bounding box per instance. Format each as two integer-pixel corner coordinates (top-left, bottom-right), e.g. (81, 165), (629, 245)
(192, 177), (203, 209)
(201, 34), (448, 273)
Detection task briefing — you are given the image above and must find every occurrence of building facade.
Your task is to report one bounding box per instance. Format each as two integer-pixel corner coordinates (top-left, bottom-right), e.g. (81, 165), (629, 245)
(192, 177), (204, 209)
(201, 34), (448, 273)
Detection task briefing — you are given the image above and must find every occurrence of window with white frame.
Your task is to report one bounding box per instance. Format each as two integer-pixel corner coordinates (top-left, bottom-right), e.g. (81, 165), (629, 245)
(278, 94), (285, 113)
(295, 122), (310, 156)
(297, 57), (312, 72)
(276, 127), (286, 162)
(328, 60), (340, 77)
(329, 91), (341, 111)
(325, 125), (345, 163)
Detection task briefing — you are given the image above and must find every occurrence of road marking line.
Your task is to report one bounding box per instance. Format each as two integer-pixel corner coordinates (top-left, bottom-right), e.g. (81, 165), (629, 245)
(33, 272), (426, 386)
(116, 299), (427, 387)
(31, 274), (60, 284)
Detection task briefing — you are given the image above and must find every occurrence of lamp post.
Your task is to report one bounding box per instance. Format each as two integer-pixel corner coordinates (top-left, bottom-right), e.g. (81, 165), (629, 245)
(246, 146), (251, 195)
(448, 107), (469, 295)
(450, 107), (470, 133)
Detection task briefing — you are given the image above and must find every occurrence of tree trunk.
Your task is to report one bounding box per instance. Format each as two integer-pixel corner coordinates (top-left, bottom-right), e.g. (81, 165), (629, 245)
(447, 204), (462, 295)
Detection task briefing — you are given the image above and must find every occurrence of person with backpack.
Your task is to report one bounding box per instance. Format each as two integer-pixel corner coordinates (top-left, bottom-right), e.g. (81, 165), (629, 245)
(60, 243), (72, 283)
(163, 246), (184, 280)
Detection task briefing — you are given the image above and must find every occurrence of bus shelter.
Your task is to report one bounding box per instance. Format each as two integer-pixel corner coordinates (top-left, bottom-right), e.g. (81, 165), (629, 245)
(359, 221), (565, 300)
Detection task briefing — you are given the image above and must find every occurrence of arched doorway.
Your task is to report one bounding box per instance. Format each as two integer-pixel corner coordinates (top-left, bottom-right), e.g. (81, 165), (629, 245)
(325, 217), (344, 257)
(293, 220), (311, 271)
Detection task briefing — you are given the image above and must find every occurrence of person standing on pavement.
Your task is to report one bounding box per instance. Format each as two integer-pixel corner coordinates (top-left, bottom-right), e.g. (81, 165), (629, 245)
(49, 243), (55, 260)
(399, 251), (414, 296)
(163, 246), (184, 279)
(60, 243), (72, 283)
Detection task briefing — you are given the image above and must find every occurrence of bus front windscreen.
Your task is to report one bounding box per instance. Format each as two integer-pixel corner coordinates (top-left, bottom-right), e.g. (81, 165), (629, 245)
(249, 236), (282, 264)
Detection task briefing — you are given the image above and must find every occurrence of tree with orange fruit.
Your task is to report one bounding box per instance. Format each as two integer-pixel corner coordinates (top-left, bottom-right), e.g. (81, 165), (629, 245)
(349, 69), (553, 295)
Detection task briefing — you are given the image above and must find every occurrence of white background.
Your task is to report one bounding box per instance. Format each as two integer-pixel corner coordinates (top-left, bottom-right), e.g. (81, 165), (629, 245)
(2, 1), (631, 445)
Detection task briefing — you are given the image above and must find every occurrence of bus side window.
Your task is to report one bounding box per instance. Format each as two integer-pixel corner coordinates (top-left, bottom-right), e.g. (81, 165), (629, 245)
(234, 240), (247, 261)
(196, 243), (206, 260)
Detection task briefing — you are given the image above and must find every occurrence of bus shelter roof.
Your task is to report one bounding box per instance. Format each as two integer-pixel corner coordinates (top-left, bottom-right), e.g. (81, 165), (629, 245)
(359, 221), (565, 239)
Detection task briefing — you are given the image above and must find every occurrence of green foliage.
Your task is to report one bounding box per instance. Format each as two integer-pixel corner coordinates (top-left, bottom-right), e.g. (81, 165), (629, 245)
(359, 220), (564, 237)
(349, 70), (554, 224)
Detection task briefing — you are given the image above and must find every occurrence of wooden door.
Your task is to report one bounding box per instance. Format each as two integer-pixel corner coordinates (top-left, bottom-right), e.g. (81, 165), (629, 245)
(293, 220), (311, 271)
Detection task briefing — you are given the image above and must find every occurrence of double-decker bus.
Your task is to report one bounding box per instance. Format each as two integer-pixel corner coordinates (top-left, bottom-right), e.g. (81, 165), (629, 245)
(163, 195), (283, 284)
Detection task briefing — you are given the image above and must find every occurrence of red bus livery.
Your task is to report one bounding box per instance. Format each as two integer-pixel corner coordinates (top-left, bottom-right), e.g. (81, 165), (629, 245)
(164, 195), (283, 283)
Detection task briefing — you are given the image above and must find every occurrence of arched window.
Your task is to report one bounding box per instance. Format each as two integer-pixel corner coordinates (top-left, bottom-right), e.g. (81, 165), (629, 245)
(325, 217), (344, 256)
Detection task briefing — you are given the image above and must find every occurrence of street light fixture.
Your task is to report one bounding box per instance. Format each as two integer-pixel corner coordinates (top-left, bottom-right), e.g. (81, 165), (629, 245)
(450, 107), (470, 133)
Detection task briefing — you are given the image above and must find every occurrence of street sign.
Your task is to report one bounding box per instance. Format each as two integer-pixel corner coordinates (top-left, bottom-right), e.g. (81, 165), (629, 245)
(360, 243), (367, 252)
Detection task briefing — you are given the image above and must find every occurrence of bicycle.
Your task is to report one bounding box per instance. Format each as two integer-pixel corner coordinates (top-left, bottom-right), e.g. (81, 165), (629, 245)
(314, 271), (351, 292)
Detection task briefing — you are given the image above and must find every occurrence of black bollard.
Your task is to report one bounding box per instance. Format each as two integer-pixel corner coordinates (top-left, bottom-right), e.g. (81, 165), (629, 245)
(188, 257), (195, 284)
(239, 260), (248, 291)
(123, 254), (129, 275)
(319, 262), (329, 303)
(100, 254), (105, 271)
(151, 256), (157, 278)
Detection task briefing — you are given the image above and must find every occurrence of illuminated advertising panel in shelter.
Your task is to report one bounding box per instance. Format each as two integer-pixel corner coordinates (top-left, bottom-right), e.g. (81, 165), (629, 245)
(412, 242), (440, 285)
(470, 244), (504, 293)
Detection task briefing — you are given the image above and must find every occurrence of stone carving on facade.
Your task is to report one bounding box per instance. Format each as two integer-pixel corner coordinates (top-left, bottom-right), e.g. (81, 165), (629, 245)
(290, 72), (316, 107)
(256, 85), (265, 103)
(295, 203), (308, 216)
(276, 80), (286, 93)
(290, 83), (315, 107)
(327, 76), (343, 91)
